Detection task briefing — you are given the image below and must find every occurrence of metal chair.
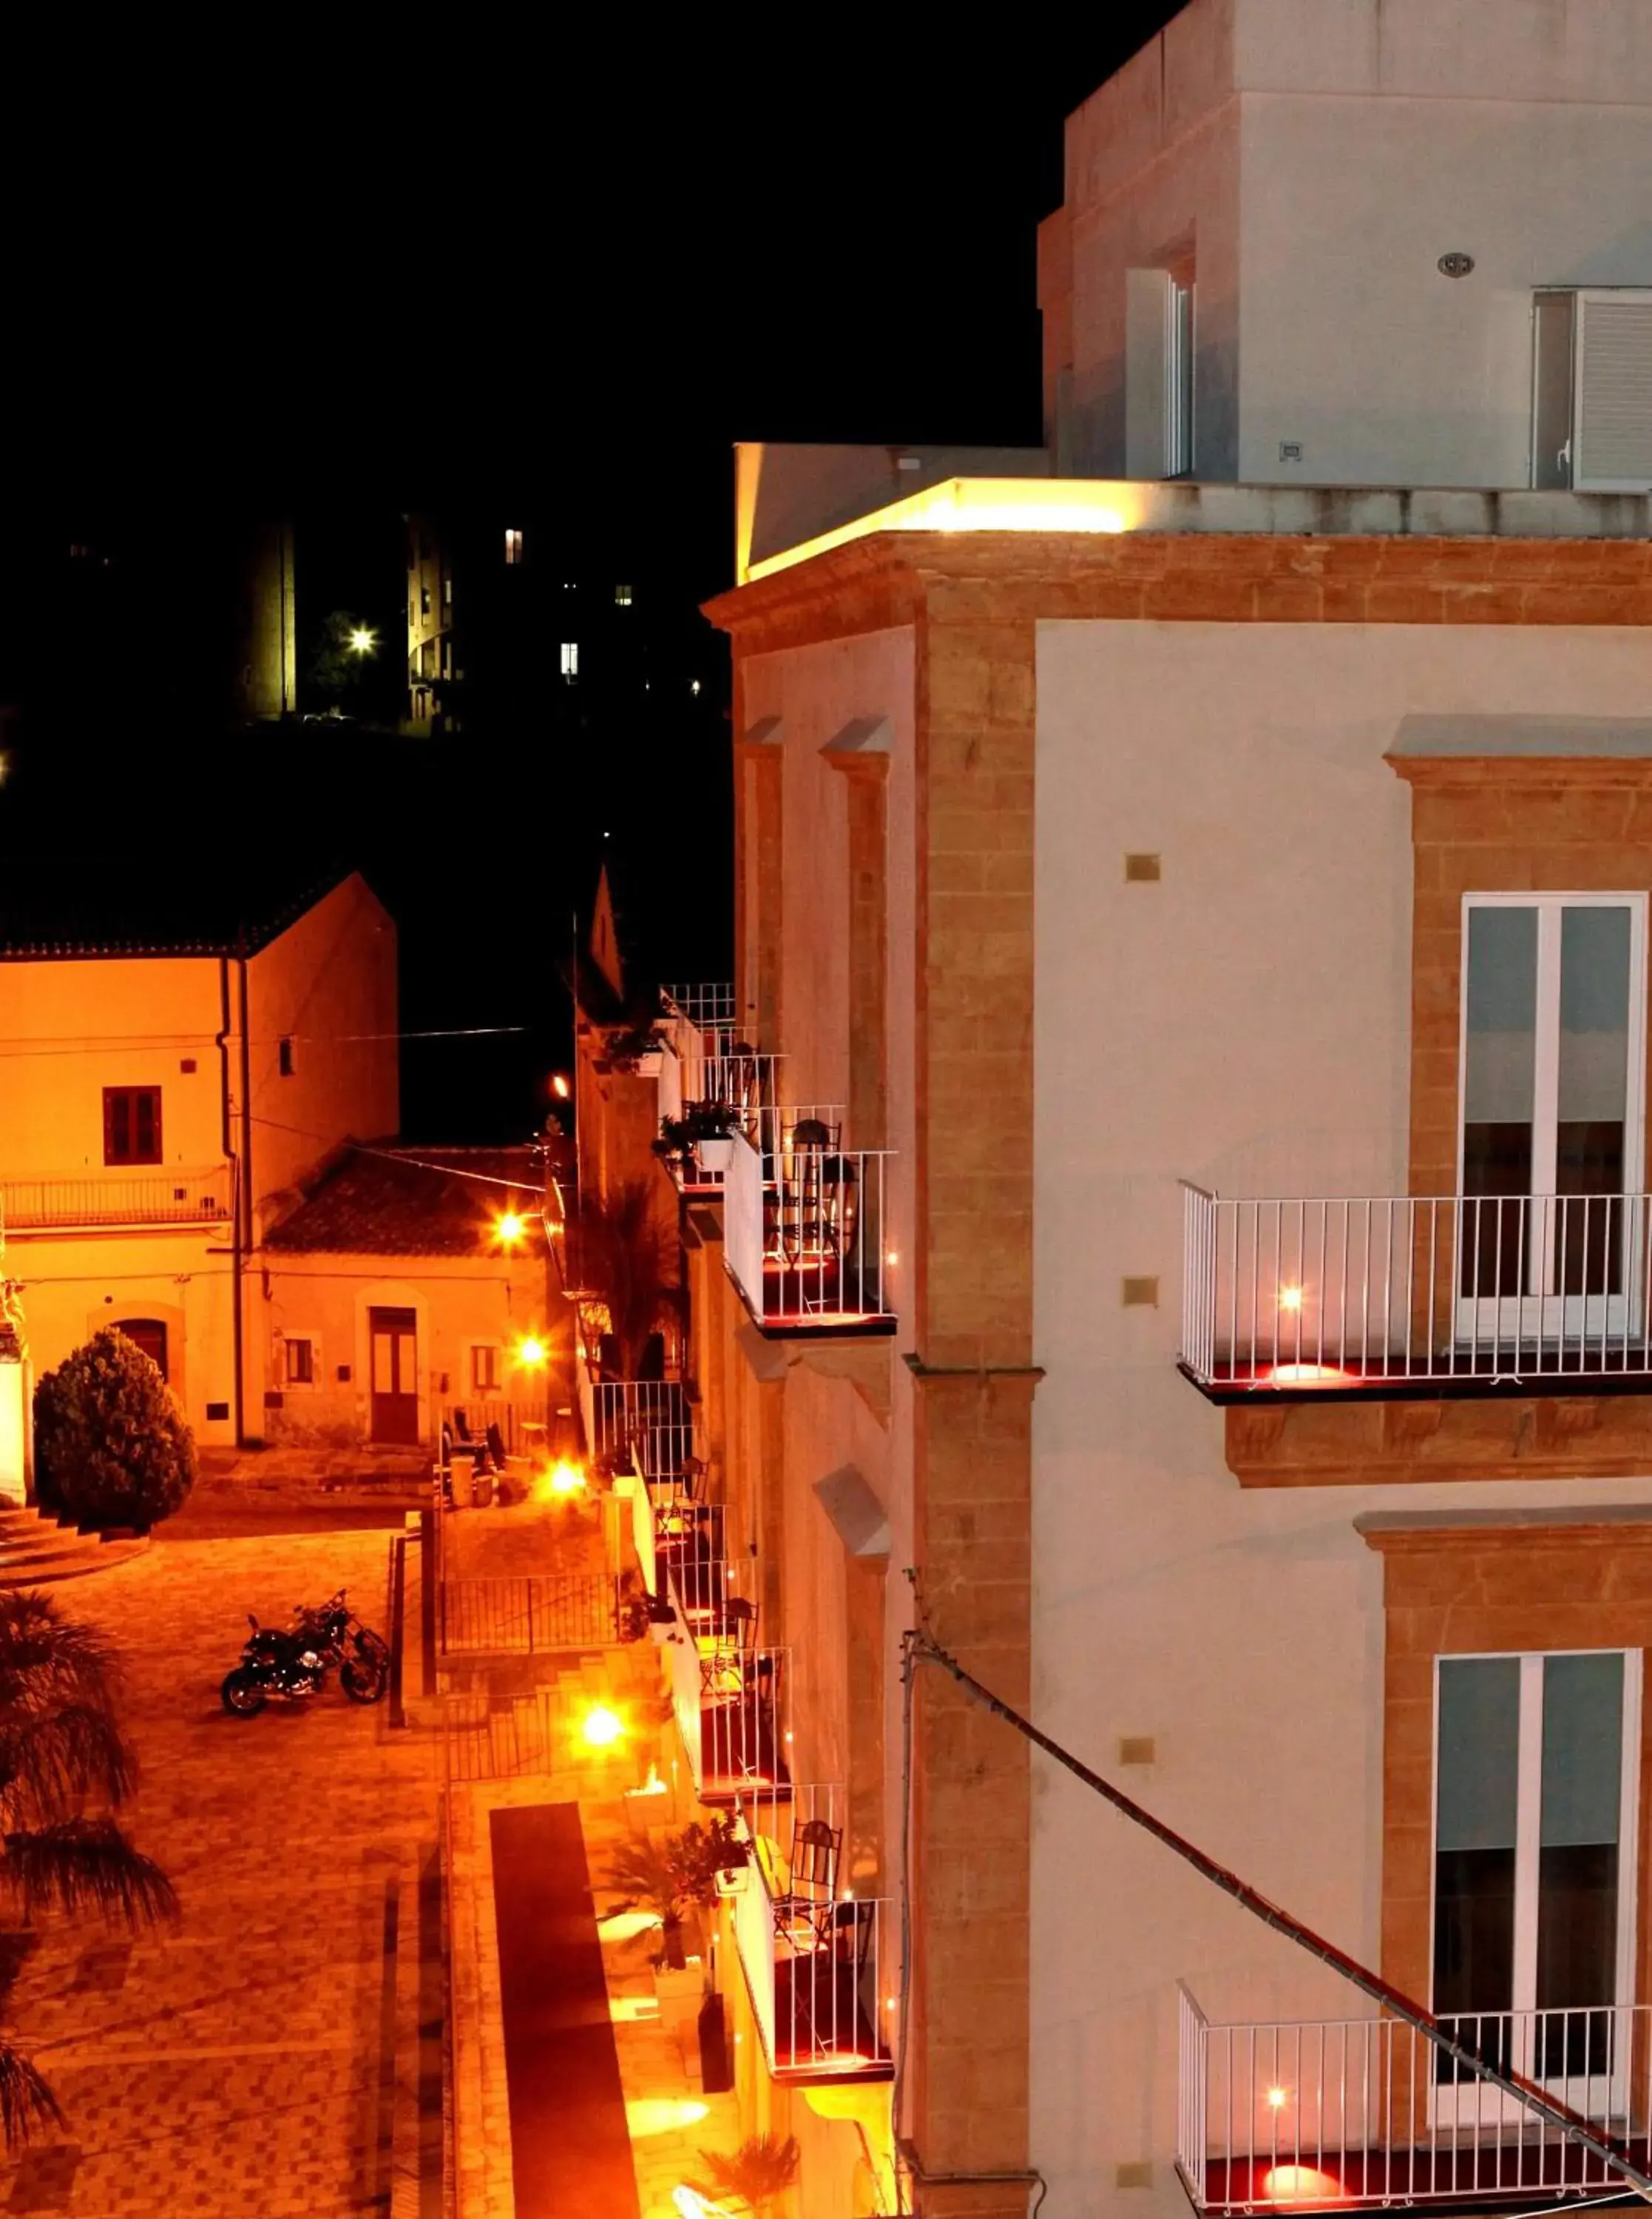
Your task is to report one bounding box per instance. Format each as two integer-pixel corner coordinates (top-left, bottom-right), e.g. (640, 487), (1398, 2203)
(771, 1817), (843, 1951)
(699, 1595), (757, 1695)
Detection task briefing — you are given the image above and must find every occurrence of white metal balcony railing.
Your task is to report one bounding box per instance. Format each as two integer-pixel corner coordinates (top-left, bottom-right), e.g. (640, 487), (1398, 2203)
(663, 1561), (790, 1803)
(728, 1784), (893, 2083)
(1181, 1185), (1652, 1391)
(590, 1379), (692, 1481)
(660, 982), (737, 1033)
(725, 1125), (894, 1331)
(1, 1166), (233, 1232)
(1178, 1989), (1652, 2214)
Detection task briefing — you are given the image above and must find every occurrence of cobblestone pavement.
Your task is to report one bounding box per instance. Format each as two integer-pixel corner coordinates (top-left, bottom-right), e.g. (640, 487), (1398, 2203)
(0, 1527), (441, 2218)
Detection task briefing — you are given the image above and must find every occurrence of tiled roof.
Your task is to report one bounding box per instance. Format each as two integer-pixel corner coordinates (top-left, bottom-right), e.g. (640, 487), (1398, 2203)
(263, 1145), (550, 1257)
(0, 859), (370, 961)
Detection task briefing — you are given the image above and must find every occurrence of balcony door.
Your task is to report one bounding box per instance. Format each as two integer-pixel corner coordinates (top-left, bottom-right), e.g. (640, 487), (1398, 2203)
(1432, 1651), (1639, 2125)
(1458, 896), (1646, 1345)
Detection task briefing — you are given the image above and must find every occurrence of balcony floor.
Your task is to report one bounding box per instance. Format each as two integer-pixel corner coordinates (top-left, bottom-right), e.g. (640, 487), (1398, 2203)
(1191, 2138), (1651, 2215)
(1185, 1350), (1652, 1405)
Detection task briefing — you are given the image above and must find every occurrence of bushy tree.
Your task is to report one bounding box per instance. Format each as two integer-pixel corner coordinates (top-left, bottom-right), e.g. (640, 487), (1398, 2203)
(0, 1587), (177, 2141)
(33, 1331), (195, 1532)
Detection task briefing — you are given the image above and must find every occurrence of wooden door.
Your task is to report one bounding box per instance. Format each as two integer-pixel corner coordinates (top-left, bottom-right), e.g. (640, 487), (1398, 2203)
(368, 1308), (419, 1445)
(116, 1319), (169, 1379)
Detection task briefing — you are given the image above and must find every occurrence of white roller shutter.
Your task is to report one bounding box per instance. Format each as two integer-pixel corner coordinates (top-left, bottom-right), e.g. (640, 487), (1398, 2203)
(1574, 289), (1652, 492)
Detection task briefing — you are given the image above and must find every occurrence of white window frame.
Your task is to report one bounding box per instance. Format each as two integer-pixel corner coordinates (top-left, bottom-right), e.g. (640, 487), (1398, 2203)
(468, 1340), (502, 1396)
(1429, 1647), (1641, 2127)
(282, 1331), (321, 1391)
(1455, 892), (1648, 1344)
(560, 641), (579, 679)
(504, 527), (524, 566)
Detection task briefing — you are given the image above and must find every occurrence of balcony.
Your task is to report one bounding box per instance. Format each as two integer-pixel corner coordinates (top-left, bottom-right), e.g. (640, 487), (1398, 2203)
(660, 982), (737, 1035)
(727, 1786), (893, 2087)
(725, 1124), (896, 1335)
(1177, 1989), (1652, 2215)
(1180, 1186), (1652, 1399)
(1, 1166), (233, 1234)
(660, 1551), (793, 1806)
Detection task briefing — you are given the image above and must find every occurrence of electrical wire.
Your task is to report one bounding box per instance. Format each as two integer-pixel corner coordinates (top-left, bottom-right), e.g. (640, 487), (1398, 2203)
(246, 1115), (554, 1195)
(0, 1024), (532, 1058)
(908, 1621), (1652, 2206)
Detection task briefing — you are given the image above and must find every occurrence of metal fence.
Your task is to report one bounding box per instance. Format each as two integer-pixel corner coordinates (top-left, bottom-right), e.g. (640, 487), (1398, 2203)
(439, 1402), (551, 1458)
(1181, 1183), (1652, 1388)
(439, 1574), (619, 1654)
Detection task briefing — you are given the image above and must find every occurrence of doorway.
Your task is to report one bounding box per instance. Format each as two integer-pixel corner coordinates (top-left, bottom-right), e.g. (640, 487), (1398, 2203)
(369, 1308), (419, 1445)
(115, 1319), (169, 1379)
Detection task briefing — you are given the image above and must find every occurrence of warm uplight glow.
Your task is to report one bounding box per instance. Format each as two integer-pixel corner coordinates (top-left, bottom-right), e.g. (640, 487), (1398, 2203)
(1278, 1286), (1304, 1313)
(626, 2098), (708, 2139)
(546, 1460), (586, 1496)
(516, 1335), (548, 1368)
(742, 475), (1146, 584)
(552, 1072), (572, 1099)
(673, 2187), (737, 2218)
(1269, 1362), (1348, 1385)
(1267, 2087), (1289, 2110)
(1262, 2165), (1343, 2202)
(496, 1210), (527, 1247)
(580, 1704), (626, 1749)
(348, 626), (376, 654)
(885, 1250), (899, 1267)
(596, 1909), (661, 1942)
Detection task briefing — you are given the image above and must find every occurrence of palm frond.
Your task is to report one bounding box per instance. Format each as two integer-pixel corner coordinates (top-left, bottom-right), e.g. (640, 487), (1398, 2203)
(0, 2038), (63, 2148)
(0, 1704), (137, 1827)
(0, 1819), (178, 1928)
(0, 1593), (123, 1717)
(694, 2133), (802, 2213)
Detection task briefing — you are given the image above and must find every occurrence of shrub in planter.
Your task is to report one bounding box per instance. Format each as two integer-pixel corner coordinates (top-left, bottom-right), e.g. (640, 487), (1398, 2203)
(33, 1330), (196, 1533)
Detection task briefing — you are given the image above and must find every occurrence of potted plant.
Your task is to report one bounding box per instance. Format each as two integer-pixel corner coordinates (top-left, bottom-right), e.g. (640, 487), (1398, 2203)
(605, 1821), (751, 1968)
(690, 2135), (802, 2219)
(603, 1021), (668, 1075)
(654, 1102), (739, 1179)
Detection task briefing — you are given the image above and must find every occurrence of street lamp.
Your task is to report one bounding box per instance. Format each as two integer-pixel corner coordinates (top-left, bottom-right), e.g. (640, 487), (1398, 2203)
(495, 1210), (527, 1249)
(348, 626), (376, 655)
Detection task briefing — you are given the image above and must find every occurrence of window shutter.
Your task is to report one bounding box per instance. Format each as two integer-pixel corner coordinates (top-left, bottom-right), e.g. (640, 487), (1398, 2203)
(1574, 291), (1652, 491)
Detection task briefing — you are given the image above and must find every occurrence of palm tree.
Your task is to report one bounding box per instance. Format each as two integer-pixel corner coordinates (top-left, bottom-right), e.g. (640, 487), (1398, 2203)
(0, 1589), (177, 2143)
(692, 2134), (802, 2218)
(566, 1178), (677, 1377)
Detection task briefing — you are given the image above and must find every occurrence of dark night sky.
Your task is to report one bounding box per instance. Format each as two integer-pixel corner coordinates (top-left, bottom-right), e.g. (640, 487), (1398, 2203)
(4, 16), (1178, 1140)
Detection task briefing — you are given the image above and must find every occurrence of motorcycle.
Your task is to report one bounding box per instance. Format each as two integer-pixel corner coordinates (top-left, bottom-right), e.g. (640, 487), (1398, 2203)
(220, 1588), (391, 1716)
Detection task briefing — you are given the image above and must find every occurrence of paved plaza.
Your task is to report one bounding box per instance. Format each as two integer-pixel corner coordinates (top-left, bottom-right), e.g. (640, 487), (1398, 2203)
(0, 1521), (441, 2218)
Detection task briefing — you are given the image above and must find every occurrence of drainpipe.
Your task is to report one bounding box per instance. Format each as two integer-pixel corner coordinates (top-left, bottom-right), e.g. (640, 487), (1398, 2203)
(217, 957), (244, 1448)
(237, 949), (253, 1442)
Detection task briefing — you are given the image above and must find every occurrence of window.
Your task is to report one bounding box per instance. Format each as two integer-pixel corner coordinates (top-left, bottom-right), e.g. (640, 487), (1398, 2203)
(1459, 896), (1646, 1316)
(115, 1319), (168, 1377)
(504, 527), (523, 565)
(560, 641), (579, 680)
(1125, 260), (1195, 479)
(443, 574), (453, 606)
(104, 1087), (162, 1165)
(1433, 1651), (1638, 2101)
(278, 1036), (294, 1078)
(420, 585), (431, 617)
(1531, 288), (1652, 493)
(285, 1336), (315, 1385)
(1165, 272), (1195, 478)
(472, 1344), (500, 1393)
(615, 583), (633, 607)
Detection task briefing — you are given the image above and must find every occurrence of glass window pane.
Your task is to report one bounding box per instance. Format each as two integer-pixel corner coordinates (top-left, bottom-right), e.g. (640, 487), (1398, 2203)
(1540, 1652), (1622, 1846)
(1437, 1656), (1520, 1850)
(1557, 907), (1631, 1209)
(1465, 908), (1538, 1125)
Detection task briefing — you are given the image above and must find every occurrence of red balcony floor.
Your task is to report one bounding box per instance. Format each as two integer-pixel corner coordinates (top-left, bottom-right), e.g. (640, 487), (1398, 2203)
(1193, 2138), (1652, 2214)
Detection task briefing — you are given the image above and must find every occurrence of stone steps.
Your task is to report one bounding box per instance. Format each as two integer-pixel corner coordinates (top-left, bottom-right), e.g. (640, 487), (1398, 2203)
(0, 1505), (149, 1584)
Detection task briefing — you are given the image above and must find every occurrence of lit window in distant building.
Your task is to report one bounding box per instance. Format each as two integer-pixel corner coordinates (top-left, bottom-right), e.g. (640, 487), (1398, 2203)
(615, 584), (633, 606)
(691, 680), (702, 696)
(504, 528), (523, 565)
(69, 543), (90, 560)
(473, 1344), (500, 1393)
(104, 1087), (162, 1166)
(420, 585), (430, 617)
(443, 575), (453, 605)
(561, 642), (579, 679)
(286, 1337), (315, 1385)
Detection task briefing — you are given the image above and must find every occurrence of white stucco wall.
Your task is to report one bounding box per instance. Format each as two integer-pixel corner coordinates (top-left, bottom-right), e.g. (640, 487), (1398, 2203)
(1049, 0), (1652, 489)
(1031, 618), (1652, 2216)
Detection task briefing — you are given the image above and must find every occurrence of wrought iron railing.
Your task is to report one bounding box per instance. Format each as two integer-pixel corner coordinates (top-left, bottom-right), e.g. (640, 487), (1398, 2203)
(1, 1166), (232, 1229)
(725, 1126), (894, 1331)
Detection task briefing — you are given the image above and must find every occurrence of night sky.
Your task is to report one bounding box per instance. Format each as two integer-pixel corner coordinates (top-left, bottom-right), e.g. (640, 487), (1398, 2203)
(4, 16), (1177, 1142)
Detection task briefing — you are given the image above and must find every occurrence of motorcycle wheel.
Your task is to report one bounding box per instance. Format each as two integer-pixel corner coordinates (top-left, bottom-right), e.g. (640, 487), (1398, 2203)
(221, 1670), (267, 1717)
(342, 1658), (388, 1704)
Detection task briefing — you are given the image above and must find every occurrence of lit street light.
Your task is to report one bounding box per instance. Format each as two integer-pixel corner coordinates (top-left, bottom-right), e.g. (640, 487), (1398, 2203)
(348, 627), (376, 655)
